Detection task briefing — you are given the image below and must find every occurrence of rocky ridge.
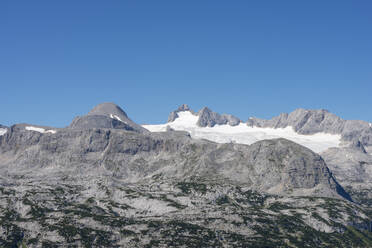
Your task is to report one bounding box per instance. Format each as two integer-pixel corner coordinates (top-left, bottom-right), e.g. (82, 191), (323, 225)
(165, 104), (372, 207)
(0, 103), (371, 247)
(247, 108), (372, 147)
(168, 104), (241, 127)
(0, 124), (345, 199)
(168, 104), (372, 147)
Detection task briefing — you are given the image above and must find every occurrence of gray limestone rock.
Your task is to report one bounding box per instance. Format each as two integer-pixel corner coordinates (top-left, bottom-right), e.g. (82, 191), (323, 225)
(321, 146), (372, 205)
(197, 107), (241, 127)
(69, 115), (136, 131)
(69, 102), (149, 133)
(0, 124), (349, 200)
(247, 108), (372, 146)
(247, 109), (344, 134)
(1, 103), (369, 247)
(197, 107), (224, 127)
(167, 104), (195, 122)
(221, 113), (241, 126)
(10, 123), (58, 133)
(348, 140), (367, 154)
(176, 104), (192, 112)
(341, 120), (372, 145)
(245, 138), (351, 200)
(167, 111), (179, 123)
(168, 104), (241, 127)
(88, 102), (129, 119)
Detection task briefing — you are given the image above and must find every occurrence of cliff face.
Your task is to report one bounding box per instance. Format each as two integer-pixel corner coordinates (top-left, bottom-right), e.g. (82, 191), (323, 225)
(0, 126), (347, 199)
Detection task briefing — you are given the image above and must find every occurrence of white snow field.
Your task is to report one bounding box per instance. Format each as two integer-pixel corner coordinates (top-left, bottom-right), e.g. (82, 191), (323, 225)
(25, 126), (56, 134)
(143, 111), (341, 153)
(0, 128), (7, 136)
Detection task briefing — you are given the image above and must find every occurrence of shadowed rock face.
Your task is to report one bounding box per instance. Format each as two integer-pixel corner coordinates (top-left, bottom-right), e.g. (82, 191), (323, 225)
(69, 102), (149, 133)
(247, 108), (372, 146)
(321, 144), (372, 205)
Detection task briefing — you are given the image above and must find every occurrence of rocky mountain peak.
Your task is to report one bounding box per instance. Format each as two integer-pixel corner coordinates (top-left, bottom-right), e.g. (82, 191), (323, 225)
(177, 104), (191, 112)
(168, 104), (196, 122)
(197, 106), (240, 127)
(198, 106), (211, 114)
(88, 102), (129, 119)
(167, 104), (241, 127)
(69, 103), (148, 133)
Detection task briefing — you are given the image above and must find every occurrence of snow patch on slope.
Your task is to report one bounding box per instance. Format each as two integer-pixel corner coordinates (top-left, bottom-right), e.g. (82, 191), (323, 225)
(110, 114), (127, 124)
(143, 111), (341, 153)
(0, 128), (7, 136)
(25, 126), (56, 134)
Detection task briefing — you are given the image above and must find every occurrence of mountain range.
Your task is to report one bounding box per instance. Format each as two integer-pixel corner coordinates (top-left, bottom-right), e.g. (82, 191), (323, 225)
(0, 103), (371, 247)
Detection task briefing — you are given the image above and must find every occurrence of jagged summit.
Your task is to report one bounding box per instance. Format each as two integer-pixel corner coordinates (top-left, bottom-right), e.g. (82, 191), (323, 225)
(176, 104), (192, 112)
(147, 106), (368, 153)
(247, 108), (341, 133)
(167, 104), (241, 127)
(167, 104), (196, 122)
(197, 107), (241, 127)
(69, 103), (148, 133)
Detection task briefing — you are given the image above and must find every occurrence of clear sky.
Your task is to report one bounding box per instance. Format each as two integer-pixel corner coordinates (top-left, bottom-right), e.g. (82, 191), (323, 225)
(1, 1), (371, 127)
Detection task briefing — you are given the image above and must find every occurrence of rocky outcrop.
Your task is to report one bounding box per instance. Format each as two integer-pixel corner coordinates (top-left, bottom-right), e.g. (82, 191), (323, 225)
(167, 104), (195, 122)
(197, 107), (241, 127)
(9, 123), (58, 133)
(168, 104), (241, 127)
(247, 108), (372, 146)
(341, 120), (372, 146)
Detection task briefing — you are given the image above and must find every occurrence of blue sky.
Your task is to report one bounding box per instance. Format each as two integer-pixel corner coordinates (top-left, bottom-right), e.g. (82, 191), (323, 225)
(1, 1), (371, 127)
